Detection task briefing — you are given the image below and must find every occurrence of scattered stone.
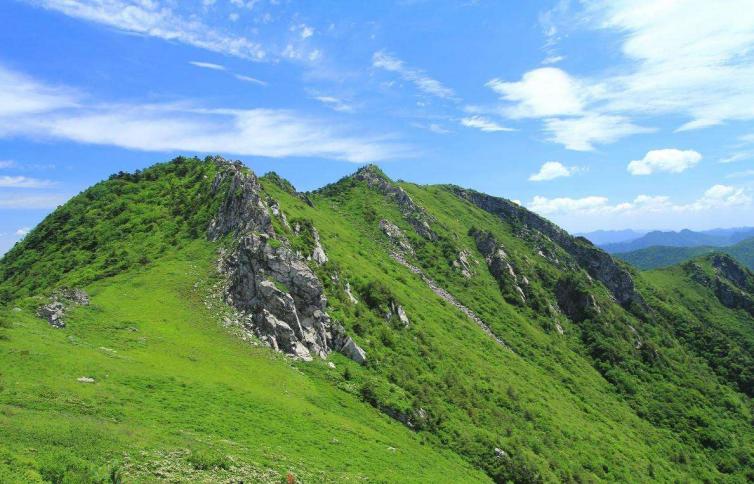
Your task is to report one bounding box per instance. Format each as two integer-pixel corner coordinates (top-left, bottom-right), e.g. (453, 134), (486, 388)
(345, 281), (358, 305)
(379, 219), (414, 255)
(327, 362), (336, 369)
(77, 376), (95, 384)
(494, 448), (508, 459)
(37, 287), (89, 328)
(12, 307), (21, 312)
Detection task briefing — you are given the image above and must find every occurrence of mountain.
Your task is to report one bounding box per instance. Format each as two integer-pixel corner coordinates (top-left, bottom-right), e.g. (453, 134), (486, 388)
(615, 237), (754, 270)
(2, 156), (754, 482)
(601, 227), (754, 253)
(576, 229), (646, 245)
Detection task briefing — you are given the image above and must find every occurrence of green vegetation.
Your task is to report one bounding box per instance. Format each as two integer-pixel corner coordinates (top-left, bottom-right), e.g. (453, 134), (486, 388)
(2, 156), (754, 482)
(616, 237), (754, 270)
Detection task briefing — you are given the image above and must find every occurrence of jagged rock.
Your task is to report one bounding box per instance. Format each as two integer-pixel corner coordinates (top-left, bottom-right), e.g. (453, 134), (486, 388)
(209, 159), (365, 363)
(338, 336), (368, 364)
(454, 188), (645, 309)
(37, 287), (89, 328)
(311, 228), (328, 265)
(387, 301), (410, 326)
(345, 281), (358, 304)
(269, 200), (290, 229)
(471, 229), (526, 304)
(711, 254), (754, 292)
(555, 277), (600, 323)
(207, 160), (272, 240)
(452, 250), (475, 278)
(354, 166), (437, 240)
(379, 219), (414, 255)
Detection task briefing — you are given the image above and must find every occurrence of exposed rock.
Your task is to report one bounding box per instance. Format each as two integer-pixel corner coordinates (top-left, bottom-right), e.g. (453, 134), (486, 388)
(77, 376), (95, 383)
(37, 287), (90, 328)
(345, 281), (359, 304)
(353, 166), (437, 240)
(310, 228), (328, 265)
(338, 336), (368, 364)
(555, 323), (564, 335)
(209, 159), (365, 363)
(327, 361), (336, 369)
(207, 160), (272, 240)
(555, 277), (601, 323)
(711, 254), (754, 292)
(471, 229), (526, 305)
(387, 301), (410, 326)
(494, 448), (508, 459)
(453, 188), (645, 309)
(452, 250), (475, 278)
(269, 200), (290, 229)
(379, 219), (415, 255)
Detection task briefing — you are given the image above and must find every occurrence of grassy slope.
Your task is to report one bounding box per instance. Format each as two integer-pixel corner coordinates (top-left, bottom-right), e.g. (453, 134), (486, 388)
(262, 175), (752, 482)
(0, 241), (485, 482)
(615, 238), (754, 270)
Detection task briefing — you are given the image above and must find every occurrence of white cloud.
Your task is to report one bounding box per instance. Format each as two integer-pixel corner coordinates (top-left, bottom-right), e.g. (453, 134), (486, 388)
(313, 96), (354, 113)
(372, 51), (455, 99)
(719, 151), (754, 164)
(727, 169), (754, 179)
(15, 227), (30, 236)
(487, 67), (586, 119)
(234, 74), (267, 86)
(0, 176), (56, 188)
(0, 160), (16, 169)
(460, 116), (512, 132)
(528, 185), (749, 217)
(189, 61), (226, 71)
(529, 161), (572, 181)
(228, 12), (239, 22)
(298, 24), (314, 39)
(27, 0), (267, 61)
(542, 55), (564, 65)
(543, 114), (652, 151)
(492, 1), (754, 149)
(0, 65), (77, 117)
(627, 149), (701, 175)
(0, 194), (67, 209)
(0, 64), (410, 163)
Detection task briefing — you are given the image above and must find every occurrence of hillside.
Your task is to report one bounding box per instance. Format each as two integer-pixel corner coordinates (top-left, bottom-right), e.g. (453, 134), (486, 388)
(600, 228), (754, 254)
(615, 237), (754, 270)
(2, 156), (754, 482)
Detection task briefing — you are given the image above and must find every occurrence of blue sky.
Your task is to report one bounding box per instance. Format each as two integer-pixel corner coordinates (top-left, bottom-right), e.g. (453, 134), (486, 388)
(2, 0), (754, 254)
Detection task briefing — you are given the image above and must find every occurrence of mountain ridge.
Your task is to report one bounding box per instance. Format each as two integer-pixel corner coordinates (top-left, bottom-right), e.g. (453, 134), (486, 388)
(2, 156), (754, 482)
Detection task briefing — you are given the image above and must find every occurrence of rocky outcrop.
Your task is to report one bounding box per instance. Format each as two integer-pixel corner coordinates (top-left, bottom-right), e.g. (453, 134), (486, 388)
(471, 229), (527, 305)
(380, 219), (415, 255)
(209, 158), (366, 363)
(555, 277), (600, 323)
(452, 250), (475, 278)
(711, 254), (754, 293)
(354, 165), (437, 240)
(310, 227), (328, 265)
(687, 256), (754, 316)
(453, 187), (644, 309)
(387, 301), (410, 326)
(37, 287), (89, 328)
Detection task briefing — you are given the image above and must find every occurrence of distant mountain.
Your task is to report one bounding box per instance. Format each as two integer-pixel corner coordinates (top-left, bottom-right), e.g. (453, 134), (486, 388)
(615, 237), (754, 271)
(577, 229), (646, 245)
(601, 227), (754, 253)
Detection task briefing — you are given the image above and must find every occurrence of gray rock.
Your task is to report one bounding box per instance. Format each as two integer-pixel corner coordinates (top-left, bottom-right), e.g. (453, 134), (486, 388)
(77, 376), (95, 383)
(310, 228), (328, 265)
(338, 336), (367, 364)
(379, 219), (414, 255)
(37, 287), (89, 328)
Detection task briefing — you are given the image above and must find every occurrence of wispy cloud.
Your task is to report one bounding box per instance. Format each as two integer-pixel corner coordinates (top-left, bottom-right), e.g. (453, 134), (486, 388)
(0, 176), (56, 188)
(0, 194), (67, 209)
(189, 61), (226, 71)
(313, 96), (354, 113)
(460, 116), (512, 133)
(372, 51), (456, 100)
(529, 185), (750, 216)
(492, 1), (754, 150)
(15, 227), (31, 236)
(0, 160), (16, 169)
(27, 0), (267, 61)
(234, 74), (267, 86)
(0, 64), (411, 163)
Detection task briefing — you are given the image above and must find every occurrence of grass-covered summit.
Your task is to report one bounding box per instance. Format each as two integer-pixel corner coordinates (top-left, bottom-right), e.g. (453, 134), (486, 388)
(1, 156), (754, 482)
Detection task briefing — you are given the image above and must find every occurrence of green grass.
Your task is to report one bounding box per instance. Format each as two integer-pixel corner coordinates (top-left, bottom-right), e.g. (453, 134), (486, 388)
(0, 241), (486, 482)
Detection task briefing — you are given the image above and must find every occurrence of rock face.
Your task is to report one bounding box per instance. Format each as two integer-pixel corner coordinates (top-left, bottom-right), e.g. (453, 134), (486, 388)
(453, 188), (644, 309)
(37, 287), (89, 328)
(354, 165), (437, 240)
(310, 228), (328, 265)
(209, 159), (366, 363)
(689, 255), (754, 316)
(555, 277), (601, 323)
(471, 229), (527, 305)
(379, 219), (415, 255)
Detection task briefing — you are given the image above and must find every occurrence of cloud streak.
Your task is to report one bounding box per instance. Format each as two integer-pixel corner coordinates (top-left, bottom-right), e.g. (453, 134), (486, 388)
(0, 65), (410, 163)
(372, 51), (456, 100)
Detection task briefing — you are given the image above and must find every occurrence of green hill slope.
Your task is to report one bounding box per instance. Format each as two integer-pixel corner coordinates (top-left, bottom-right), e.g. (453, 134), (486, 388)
(615, 238), (754, 270)
(2, 156), (754, 482)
